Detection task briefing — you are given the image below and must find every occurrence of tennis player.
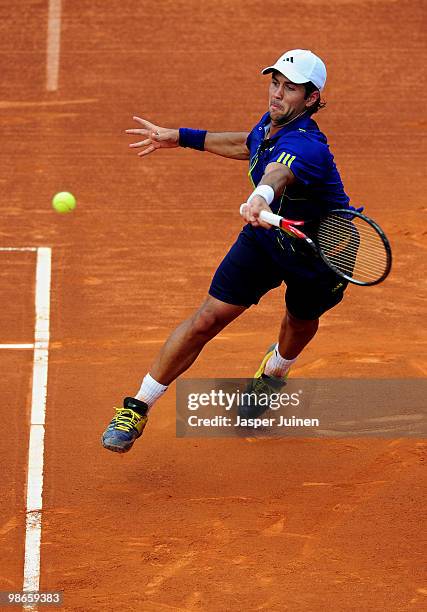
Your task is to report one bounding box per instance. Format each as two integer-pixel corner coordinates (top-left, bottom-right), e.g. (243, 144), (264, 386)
(102, 49), (352, 453)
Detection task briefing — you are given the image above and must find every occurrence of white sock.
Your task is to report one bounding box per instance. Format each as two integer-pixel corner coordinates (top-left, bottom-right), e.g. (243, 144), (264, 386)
(264, 344), (297, 379)
(135, 373), (168, 409)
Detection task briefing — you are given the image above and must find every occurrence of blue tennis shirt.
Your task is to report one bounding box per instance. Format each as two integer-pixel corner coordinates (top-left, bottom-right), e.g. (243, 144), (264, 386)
(243, 111), (351, 266)
(246, 111), (350, 221)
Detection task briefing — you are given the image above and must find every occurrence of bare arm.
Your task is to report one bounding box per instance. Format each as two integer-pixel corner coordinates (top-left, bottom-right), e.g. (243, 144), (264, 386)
(241, 162), (296, 228)
(204, 132), (249, 160)
(126, 117), (249, 160)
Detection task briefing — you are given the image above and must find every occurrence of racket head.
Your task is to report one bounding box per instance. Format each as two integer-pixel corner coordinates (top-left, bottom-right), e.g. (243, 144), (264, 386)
(315, 209), (392, 286)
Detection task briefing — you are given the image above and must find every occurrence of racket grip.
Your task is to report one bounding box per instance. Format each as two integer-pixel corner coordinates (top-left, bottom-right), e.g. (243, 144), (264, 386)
(259, 210), (282, 228)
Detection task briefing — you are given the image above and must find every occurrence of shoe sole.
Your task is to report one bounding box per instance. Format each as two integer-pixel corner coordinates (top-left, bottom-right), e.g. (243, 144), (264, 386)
(101, 436), (134, 453)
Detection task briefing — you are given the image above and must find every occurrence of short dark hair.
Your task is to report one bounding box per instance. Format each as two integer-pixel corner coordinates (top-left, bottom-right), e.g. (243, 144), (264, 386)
(303, 81), (326, 115)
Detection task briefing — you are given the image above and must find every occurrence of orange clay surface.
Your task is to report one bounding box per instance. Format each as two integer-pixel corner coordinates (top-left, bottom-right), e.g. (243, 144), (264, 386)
(0, 1), (426, 610)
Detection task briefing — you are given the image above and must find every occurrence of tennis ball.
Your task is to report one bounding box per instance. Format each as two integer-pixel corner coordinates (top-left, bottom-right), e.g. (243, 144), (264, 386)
(52, 191), (76, 214)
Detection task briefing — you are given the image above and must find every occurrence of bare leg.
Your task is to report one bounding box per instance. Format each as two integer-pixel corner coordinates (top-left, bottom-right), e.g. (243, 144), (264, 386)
(277, 309), (319, 359)
(150, 296), (246, 385)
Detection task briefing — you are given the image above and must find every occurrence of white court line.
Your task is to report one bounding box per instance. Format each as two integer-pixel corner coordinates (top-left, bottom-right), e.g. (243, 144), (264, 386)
(0, 344), (34, 349)
(46, 0), (62, 92)
(22, 247), (52, 601)
(0, 247), (37, 252)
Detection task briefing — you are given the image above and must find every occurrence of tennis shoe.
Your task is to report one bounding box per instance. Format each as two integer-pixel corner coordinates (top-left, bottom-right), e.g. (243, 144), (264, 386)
(101, 397), (148, 453)
(239, 344), (289, 419)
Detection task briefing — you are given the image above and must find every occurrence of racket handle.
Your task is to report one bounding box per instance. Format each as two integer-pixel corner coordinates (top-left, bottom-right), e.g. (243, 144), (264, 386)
(240, 206), (284, 229)
(259, 210), (282, 228)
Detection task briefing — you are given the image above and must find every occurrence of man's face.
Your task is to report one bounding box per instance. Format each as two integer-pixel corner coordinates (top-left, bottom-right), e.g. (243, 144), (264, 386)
(268, 71), (317, 124)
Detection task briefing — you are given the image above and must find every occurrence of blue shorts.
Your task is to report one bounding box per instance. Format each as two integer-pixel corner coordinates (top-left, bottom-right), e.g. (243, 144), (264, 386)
(209, 225), (347, 320)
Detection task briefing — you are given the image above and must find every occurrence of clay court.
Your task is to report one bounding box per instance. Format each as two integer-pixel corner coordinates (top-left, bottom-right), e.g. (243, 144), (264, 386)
(1, 0), (426, 610)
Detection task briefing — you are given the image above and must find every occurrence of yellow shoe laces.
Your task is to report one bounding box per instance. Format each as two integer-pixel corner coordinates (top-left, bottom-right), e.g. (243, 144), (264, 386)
(112, 408), (144, 432)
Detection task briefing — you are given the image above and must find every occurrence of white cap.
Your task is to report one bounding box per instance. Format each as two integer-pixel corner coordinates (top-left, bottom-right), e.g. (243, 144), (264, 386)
(262, 49), (327, 91)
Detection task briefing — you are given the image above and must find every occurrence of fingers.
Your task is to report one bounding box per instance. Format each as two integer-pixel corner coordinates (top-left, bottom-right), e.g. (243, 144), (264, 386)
(126, 127), (160, 136)
(240, 203), (259, 224)
(239, 202), (271, 228)
(129, 131), (161, 156)
(129, 139), (151, 148)
(240, 203), (255, 221)
(132, 116), (154, 128)
(125, 122), (178, 157)
(247, 206), (260, 224)
(125, 117), (157, 139)
(126, 129), (159, 141)
(138, 145), (156, 157)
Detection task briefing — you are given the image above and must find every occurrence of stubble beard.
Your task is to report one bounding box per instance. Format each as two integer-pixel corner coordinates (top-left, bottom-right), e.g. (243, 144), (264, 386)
(272, 108), (298, 126)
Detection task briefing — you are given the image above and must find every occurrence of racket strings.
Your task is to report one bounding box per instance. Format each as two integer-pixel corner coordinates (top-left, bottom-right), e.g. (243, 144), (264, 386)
(316, 238), (385, 259)
(317, 214), (389, 283)
(317, 243), (385, 265)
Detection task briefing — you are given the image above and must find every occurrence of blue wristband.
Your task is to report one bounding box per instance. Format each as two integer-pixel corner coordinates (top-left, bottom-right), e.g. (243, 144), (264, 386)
(179, 128), (207, 151)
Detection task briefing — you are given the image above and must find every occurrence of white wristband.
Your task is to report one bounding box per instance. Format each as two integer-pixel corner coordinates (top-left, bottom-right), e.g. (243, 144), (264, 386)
(247, 184), (275, 206)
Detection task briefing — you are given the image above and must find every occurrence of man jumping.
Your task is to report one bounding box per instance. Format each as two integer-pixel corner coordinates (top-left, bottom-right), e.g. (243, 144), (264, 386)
(102, 49), (351, 453)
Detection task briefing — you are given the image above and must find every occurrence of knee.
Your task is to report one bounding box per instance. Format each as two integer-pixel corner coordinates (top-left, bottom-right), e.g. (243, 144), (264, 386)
(190, 306), (225, 339)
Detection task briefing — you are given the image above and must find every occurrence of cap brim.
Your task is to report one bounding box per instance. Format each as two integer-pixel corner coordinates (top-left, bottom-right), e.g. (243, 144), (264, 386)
(261, 64), (309, 85)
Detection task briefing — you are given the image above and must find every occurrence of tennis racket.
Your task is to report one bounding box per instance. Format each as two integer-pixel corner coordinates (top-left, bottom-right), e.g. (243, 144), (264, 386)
(241, 206), (392, 286)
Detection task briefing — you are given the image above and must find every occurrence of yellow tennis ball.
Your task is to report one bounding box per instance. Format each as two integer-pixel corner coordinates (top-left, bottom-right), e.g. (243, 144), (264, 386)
(52, 191), (76, 214)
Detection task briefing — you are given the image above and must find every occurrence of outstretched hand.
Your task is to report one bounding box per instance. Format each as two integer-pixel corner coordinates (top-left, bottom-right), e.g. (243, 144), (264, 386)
(125, 116), (179, 157)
